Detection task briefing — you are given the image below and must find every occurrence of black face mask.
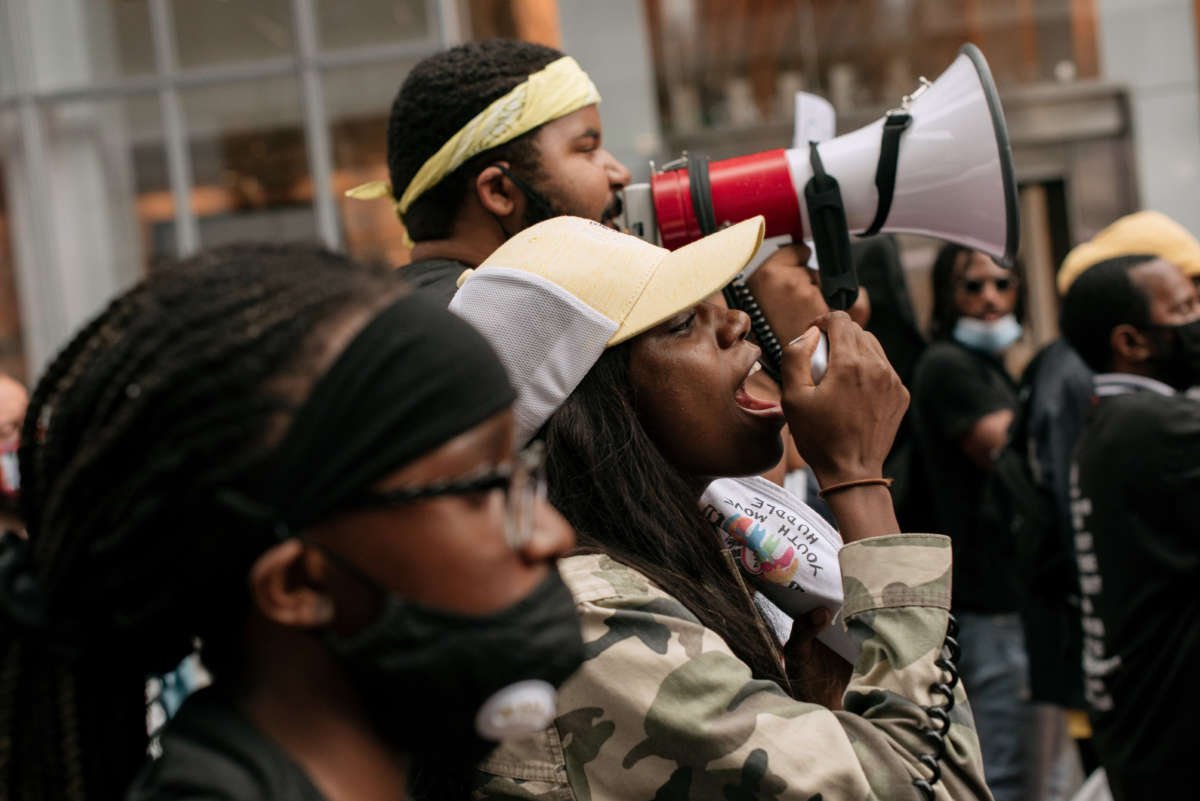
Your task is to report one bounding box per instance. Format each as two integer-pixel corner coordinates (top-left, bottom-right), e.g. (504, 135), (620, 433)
(318, 547), (584, 767)
(1147, 318), (1200, 391)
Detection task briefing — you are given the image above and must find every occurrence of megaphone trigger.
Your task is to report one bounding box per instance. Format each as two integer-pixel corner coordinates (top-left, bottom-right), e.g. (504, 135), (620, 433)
(781, 329), (829, 386)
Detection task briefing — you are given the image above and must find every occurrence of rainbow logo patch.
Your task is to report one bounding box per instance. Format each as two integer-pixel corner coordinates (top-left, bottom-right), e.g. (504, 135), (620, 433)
(721, 514), (799, 584)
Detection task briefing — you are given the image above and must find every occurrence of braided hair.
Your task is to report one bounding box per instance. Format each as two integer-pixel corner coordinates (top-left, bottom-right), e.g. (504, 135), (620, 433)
(387, 39), (563, 241)
(1, 243), (404, 801)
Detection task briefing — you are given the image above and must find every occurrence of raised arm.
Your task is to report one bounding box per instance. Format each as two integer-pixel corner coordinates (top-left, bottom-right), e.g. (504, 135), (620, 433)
(779, 312), (906, 543)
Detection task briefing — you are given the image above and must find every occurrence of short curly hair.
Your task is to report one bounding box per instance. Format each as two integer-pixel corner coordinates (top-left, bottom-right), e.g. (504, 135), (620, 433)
(387, 39), (564, 242)
(1060, 253), (1157, 372)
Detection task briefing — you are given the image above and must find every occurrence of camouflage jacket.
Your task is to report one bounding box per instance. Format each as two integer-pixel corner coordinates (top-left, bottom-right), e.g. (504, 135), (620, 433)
(476, 534), (991, 801)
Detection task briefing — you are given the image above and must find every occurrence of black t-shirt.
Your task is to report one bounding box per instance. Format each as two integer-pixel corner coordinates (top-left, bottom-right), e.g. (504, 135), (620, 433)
(400, 257), (472, 306)
(1070, 379), (1200, 801)
(126, 687), (327, 801)
(910, 340), (1020, 612)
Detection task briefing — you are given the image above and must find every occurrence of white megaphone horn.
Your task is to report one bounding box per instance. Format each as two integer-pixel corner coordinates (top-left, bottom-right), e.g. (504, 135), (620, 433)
(619, 43), (1018, 269)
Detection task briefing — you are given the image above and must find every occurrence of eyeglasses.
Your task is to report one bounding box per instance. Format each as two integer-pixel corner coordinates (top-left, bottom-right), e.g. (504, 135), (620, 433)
(351, 442), (547, 548)
(959, 276), (1015, 294)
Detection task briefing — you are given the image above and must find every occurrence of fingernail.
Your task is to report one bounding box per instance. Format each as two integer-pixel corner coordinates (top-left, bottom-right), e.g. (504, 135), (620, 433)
(788, 326), (819, 347)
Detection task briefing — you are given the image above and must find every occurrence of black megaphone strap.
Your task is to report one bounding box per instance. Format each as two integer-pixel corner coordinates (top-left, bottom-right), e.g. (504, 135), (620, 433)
(861, 112), (912, 237)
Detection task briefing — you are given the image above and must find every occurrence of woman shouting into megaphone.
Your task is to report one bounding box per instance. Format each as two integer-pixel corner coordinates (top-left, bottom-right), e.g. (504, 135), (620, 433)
(450, 215), (991, 801)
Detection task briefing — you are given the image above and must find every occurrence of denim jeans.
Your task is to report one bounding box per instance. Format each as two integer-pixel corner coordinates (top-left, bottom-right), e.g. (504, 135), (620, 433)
(956, 611), (1034, 801)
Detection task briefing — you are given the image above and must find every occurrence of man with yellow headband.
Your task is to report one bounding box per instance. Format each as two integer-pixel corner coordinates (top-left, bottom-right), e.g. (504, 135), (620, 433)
(357, 39), (631, 303)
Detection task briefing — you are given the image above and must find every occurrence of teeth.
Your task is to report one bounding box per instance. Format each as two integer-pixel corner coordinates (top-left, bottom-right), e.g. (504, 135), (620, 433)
(748, 362), (762, 378)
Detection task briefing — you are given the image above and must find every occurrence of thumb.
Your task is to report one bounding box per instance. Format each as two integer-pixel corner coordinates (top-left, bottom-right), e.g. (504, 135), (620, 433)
(787, 606), (833, 650)
(782, 326), (821, 388)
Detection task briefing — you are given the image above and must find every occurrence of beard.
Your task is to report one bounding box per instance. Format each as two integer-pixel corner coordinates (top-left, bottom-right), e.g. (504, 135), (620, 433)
(519, 175), (622, 229)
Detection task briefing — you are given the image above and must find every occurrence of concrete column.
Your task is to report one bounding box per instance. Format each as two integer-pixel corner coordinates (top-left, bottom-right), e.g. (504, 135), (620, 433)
(4, 0), (142, 375)
(558, 0), (664, 182)
(1096, 0), (1200, 233)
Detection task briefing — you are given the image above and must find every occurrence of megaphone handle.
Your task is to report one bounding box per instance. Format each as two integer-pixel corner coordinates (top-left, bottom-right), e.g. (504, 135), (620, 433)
(805, 142), (858, 311)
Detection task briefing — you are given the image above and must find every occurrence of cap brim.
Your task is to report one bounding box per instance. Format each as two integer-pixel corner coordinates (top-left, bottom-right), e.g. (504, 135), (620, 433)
(611, 216), (766, 344)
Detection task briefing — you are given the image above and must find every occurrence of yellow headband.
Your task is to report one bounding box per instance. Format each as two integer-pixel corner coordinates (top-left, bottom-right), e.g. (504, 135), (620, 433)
(346, 55), (601, 242)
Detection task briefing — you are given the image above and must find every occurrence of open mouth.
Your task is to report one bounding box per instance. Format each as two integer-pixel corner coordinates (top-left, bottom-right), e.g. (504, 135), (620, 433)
(734, 361), (785, 420)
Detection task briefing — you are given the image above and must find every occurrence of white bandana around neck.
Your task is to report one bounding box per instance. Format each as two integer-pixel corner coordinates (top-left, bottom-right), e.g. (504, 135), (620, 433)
(701, 475), (858, 664)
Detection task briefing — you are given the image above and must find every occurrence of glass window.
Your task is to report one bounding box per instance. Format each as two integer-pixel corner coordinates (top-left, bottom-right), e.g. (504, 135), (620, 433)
(645, 0), (1102, 135)
(0, 111), (25, 382)
(19, 0), (156, 92)
(42, 96), (173, 280)
(315, 0), (433, 50)
(325, 60), (419, 265)
(170, 0), (295, 69)
(181, 77), (316, 248)
(0, 0), (17, 98)
(120, 96), (178, 266)
(110, 0), (158, 78)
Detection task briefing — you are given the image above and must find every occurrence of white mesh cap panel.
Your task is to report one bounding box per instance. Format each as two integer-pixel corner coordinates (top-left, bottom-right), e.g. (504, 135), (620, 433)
(450, 267), (618, 445)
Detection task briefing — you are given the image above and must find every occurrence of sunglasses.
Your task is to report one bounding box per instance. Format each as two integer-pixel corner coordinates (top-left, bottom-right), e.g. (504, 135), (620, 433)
(959, 277), (1015, 294)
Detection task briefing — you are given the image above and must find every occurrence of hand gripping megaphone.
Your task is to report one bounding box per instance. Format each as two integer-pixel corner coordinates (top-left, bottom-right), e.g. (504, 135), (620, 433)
(618, 44), (1018, 380)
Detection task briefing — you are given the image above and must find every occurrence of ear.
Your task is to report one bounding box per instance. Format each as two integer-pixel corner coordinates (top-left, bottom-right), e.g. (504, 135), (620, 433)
(475, 163), (519, 218)
(248, 540), (336, 628)
(1110, 323), (1153, 364)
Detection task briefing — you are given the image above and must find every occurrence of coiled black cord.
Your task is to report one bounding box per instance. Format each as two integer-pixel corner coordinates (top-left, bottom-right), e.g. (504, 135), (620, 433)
(729, 281), (784, 384)
(684, 150), (787, 386)
(914, 613), (960, 800)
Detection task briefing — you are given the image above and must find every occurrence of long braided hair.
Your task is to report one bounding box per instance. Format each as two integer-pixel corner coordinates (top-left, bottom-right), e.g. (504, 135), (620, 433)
(543, 344), (794, 693)
(1, 243), (403, 801)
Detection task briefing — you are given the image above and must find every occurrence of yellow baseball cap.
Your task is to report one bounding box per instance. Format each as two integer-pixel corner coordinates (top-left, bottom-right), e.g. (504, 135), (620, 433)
(1058, 210), (1200, 294)
(450, 215), (765, 443)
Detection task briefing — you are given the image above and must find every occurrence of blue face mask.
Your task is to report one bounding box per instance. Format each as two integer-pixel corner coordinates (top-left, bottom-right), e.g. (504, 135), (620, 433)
(952, 313), (1022, 354)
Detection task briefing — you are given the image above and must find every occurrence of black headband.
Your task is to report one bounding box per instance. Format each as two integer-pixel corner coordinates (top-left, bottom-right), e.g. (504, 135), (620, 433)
(254, 291), (515, 528)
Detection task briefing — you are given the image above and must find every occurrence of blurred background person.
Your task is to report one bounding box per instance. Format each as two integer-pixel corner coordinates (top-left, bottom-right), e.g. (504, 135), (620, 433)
(0, 244), (584, 801)
(1060, 252), (1200, 801)
(1057, 211), (1200, 300)
(0, 372), (27, 530)
(910, 243), (1032, 801)
(1011, 210), (1200, 797)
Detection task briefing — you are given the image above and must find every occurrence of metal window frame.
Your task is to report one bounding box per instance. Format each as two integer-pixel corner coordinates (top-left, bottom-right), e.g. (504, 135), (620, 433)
(149, 0), (200, 256)
(0, 0), (458, 372)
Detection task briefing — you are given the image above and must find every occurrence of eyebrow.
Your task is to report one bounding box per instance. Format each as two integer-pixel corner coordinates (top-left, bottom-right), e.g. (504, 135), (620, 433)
(575, 128), (601, 141)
